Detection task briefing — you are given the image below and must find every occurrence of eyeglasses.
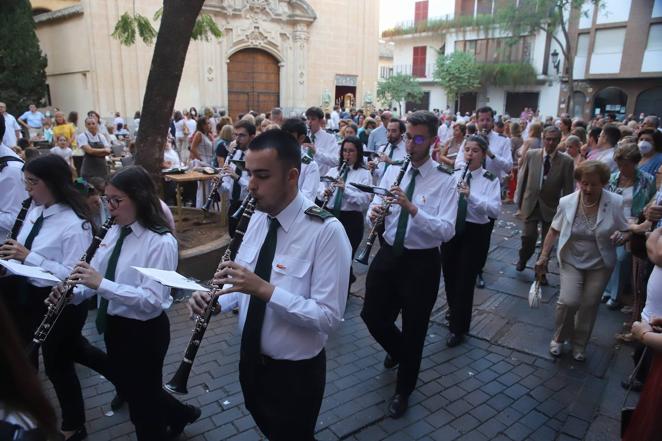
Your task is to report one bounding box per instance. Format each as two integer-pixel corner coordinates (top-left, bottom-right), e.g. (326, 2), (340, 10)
(103, 195), (126, 208)
(24, 176), (40, 186)
(405, 134), (427, 145)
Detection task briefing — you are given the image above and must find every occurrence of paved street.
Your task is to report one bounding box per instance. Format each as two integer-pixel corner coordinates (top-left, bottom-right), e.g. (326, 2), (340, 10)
(38, 205), (639, 440)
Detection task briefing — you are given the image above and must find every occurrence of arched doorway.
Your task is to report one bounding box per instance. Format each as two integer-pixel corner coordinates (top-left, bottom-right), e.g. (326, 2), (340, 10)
(635, 87), (662, 117)
(592, 87), (627, 120)
(572, 91), (586, 118)
(227, 49), (280, 119)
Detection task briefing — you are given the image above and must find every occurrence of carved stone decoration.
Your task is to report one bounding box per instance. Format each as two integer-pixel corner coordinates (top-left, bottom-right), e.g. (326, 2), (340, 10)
(246, 26), (268, 46)
(206, 0), (316, 24)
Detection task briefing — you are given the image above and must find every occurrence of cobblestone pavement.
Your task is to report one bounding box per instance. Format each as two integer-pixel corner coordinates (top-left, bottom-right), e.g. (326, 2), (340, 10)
(38, 205), (639, 440)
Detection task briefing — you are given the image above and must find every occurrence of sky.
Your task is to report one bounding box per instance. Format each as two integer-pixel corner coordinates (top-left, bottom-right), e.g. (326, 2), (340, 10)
(379, 0), (455, 32)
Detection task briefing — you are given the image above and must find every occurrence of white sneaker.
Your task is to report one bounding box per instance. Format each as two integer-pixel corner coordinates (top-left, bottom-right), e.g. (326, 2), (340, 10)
(549, 340), (562, 357)
(572, 350), (586, 362)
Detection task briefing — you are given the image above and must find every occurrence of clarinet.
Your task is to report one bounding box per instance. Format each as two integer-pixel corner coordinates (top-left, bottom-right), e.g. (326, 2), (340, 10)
(165, 195), (257, 395)
(320, 161), (348, 210)
(202, 173), (223, 212)
(29, 216), (116, 352)
(355, 155), (411, 264)
(6, 198), (32, 241)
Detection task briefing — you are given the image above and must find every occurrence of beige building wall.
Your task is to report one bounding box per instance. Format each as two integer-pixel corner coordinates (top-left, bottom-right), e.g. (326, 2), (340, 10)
(33, 0), (380, 122)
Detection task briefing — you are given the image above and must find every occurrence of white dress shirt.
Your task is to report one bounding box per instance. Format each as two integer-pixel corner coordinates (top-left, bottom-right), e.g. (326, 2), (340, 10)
(0, 144), (28, 239)
(455, 131), (513, 180)
(12, 203), (92, 287)
(310, 129), (339, 177)
(221, 148), (249, 201)
(455, 167), (502, 224)
(2, 113), (22, 148)
(218, 192), (351, 361)
(374, 140), (406, 180)
(72, 222), (178, 321)
(317, 165), (372, 212)
(299, 151), (320, 202)
(369, 158), (458, 249)
(367, 125), (387, 152)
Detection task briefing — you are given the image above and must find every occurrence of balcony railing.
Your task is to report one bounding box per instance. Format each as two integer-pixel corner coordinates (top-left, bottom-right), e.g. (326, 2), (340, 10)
(380, 63), (436, 80)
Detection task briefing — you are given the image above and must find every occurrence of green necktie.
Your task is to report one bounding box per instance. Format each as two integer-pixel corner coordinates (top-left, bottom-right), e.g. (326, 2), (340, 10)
(96, 225), (132, 334)
(391, 169), (419, 256)
(384, 144), (396, 172)
(241, 217), (280, 361)
(332, 167), (350, 215)
(23, 214), (44, 250)
(455, 171), (472, 236)
(308, 133), (316, 157)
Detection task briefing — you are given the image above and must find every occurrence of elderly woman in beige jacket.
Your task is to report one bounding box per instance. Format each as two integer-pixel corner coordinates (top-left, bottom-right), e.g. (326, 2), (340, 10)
(536, 161), (630, 361)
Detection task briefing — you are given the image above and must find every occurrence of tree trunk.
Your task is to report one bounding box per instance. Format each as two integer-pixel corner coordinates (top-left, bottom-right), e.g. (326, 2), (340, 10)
(134, 0), (205, 188)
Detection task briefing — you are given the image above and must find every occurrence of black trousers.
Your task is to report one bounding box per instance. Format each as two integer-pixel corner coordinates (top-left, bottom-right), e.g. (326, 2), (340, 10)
(477, 217), (495, 273)
(105, 313), (190, 441)
(0, 276), (49, 368)
(42, 301), (113, 431)
(441, 221), (492, 335)
(228, 199), (242, 238)
(337, 210), (364, 285)
(361, 244), (441, 396)
(239, 350), (326, 441)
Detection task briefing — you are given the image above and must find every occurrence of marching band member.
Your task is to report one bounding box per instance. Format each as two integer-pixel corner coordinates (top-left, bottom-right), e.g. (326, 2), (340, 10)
(189, 129), (351, 440)
(0, 116), (28, 239)
(304, 107), (338, 177)
(318, 136), (371, 289)
(442, 135), (501, 348)
(281, 118), (321, 202)
(361, 111), (458, 419)
(0, 155), (116, 441)
(368, 119), (407, 182)
(48, 166), (199, 440)
(222, 119), (254, 237)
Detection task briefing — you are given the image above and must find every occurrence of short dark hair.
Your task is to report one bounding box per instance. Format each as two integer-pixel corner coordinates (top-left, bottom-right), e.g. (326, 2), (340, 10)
(388, 119), (406, 134)
(0, 111), (5, 140)
(234, 119), (256, 136)
(305, 107), (324, 120)
(589, 127), (601, 144)
(560, 117), (572, 129)
(476, 106), (494, 118)
(281, 118), (307, 138)
(340, 136), (365, 170)
(248, 129), (301, 172)
(601, 124), (621, 147)
(406, 111), (439, 137)
(466, 134), (488, 152)
(638, 128), (662, 152)
(110, 166), (172, 234)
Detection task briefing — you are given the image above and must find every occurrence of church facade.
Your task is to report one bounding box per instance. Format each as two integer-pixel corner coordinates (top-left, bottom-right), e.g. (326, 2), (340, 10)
(32, 0), (380, 120)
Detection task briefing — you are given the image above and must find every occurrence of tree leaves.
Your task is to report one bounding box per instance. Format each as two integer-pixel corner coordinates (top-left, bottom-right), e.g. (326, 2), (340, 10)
(433, 52), (481, 102)
(377, 74), (424, 112)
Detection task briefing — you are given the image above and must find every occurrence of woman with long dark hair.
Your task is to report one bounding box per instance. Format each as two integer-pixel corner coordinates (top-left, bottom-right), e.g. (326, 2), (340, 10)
(49, 166), (200, 440)
(318, 136), (371, 290)
(0, 154), (116, 440)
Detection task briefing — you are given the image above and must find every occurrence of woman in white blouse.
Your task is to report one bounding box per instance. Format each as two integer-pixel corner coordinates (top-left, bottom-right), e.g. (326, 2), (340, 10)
(318, 136), (371, 290)
(536, 161), (630, 361)
(50, 166), (199, 440)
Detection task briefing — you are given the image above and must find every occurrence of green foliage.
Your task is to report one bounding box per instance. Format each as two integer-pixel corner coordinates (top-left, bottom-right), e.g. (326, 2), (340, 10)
(382, 14), (498, 38)
(113, 7), (221, 46)
(433, 52), (481, 102)
(0, 0), (48, 115)
(479, 62), (538, 87)
(377, 74), (424, 110)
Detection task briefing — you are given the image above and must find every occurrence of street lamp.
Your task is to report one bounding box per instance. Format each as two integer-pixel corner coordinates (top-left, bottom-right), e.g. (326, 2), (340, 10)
(551, 49), (560, 75)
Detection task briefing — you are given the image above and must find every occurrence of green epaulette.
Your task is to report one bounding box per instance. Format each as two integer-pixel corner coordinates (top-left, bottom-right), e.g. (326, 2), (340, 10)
(301, 154), (312, 165)
(483, 170), (496, 181)
(149, 225), (171, 235)
(305, 205), (333, 221)
(436, 164), (454, 174)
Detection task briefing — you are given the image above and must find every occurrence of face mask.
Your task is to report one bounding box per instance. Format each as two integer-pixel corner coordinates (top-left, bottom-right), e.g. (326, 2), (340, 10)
(638, 140), (653, 155)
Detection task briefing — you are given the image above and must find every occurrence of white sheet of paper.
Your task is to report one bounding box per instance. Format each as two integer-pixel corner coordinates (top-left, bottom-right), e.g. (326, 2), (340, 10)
(0, 259), (61, 282)
(131, 267), (209, 291)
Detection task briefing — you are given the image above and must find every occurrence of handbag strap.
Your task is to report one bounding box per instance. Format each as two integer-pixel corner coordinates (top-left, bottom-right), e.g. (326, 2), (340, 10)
(622, 346), (648, 408)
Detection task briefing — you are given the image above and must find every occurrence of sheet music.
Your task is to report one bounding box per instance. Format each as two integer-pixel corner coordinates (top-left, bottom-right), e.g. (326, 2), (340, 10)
(0, 260), (61, 282)
(131, 267), (209, 291)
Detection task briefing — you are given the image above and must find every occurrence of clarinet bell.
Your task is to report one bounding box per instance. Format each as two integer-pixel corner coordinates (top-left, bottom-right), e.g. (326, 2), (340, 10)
(164, 360), (192, 395)
(354, 245), (371, 265)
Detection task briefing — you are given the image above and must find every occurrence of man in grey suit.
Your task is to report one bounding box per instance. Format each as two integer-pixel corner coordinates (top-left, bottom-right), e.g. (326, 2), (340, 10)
(515, 126), (575, 282)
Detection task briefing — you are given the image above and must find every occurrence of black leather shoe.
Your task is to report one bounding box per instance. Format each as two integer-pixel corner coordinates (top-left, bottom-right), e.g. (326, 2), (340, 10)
(110, 393), (125, 411)
(64, 426), (87, 441)
(446, 333), (464, 348)
(383, 354), (399, 369)
(476, 273), (485, 288)
(386, 393), (409, 419)
(167, 404), (201, 438)
(516, 260), (526, 272)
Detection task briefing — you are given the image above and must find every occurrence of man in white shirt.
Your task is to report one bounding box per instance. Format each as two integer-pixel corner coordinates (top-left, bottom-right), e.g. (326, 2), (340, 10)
(367, 111), (391, 152)
(0, 102), (22, 148)
(369, 119), (407, 182)
(304, 107), (338, 177)
(362, 111), (458, 419)
(587, 123), (619, 173)
(329, 105), (341, 132)
(189, 129), (351, 440)
(113, 112), (125, 131)
(281, 118), (320, 202)
(221, 119), (254, 237)
(0, 117), (29, 240)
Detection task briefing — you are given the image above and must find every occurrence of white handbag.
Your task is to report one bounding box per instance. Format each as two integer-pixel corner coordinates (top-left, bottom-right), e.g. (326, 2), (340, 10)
(528, 279), (542, 308)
